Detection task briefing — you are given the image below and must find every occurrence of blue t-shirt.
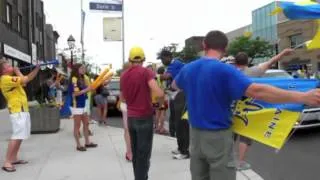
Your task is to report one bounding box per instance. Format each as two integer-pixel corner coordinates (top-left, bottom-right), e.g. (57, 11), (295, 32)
(166, 59), (185, 79)
(68, 77), (87, 108)
(174, 57), (252, 130)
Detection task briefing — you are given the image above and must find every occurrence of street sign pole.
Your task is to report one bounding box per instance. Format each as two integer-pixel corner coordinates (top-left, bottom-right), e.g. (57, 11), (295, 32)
(122, 0), (125, 65)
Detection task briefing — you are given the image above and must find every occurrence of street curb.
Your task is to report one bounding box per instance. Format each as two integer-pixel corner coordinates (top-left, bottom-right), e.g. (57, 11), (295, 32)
(239, 169), (264, 180)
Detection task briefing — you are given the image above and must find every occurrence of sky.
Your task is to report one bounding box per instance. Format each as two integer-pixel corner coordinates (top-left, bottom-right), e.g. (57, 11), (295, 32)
(43, 0), (297, 70)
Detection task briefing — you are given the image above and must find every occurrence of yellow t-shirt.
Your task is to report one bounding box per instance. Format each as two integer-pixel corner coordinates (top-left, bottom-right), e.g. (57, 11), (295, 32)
(151, 75), (165, 104)
(0, 75), (28, 113)
(182, 111), (188, 120)
(84, 75), (91, 96)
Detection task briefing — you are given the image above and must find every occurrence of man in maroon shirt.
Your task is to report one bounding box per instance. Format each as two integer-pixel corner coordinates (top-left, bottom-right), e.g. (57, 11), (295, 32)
(120, 46), (164, 180)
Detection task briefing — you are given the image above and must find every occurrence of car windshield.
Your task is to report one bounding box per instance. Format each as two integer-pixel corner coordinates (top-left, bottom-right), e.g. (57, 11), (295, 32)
(107, 81), (120, 90)
(262, 71), (293, 79)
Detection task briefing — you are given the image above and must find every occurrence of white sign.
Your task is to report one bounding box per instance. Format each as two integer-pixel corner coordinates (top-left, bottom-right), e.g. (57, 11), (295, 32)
(32, 43), (37, 64)
(103, 17), (122, 41)
(3, 44), (31, 63)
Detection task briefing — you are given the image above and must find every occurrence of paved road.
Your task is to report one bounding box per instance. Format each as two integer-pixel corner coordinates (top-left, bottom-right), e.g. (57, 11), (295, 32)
(247, 127), (320, 180)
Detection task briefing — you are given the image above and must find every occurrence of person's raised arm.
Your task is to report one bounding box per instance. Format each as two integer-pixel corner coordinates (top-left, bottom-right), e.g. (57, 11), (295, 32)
(13, 65), (40, 85)
(245, 83), (320, 106)
(258, 48), (294, 72)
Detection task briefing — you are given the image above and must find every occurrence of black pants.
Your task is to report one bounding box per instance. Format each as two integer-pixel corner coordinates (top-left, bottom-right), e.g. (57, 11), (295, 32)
(128, 117), (154, 180)
(173, 91), (186, 153)
(169, 99), (176, 137)
(177, 119), (190, 155)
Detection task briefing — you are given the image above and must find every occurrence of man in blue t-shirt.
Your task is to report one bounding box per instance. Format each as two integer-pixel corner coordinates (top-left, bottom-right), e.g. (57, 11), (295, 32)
(158, 50), (188, 159)
(173, 30), (320, 180)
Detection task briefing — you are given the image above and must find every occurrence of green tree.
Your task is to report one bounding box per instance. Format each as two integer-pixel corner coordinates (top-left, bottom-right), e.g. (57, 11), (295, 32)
(228, 36), (274, 64)
(157, 43), (181, 59)
(157, 44), (199, 63)
(180, 45), (200, 63)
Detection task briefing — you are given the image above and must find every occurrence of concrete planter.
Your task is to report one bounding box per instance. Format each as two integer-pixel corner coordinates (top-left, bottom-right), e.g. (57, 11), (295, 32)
(29, 106), (60, 134)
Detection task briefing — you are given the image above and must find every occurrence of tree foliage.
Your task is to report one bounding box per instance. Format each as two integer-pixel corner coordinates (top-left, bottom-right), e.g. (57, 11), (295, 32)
(228, 36), (274, 64)
(157, 43), (199, 63)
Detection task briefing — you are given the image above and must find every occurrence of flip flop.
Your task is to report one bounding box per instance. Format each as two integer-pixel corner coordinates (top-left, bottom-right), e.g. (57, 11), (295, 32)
(76, 146), (87, 152)
(2, 166), (16, 172)
(85, 143), (98, 148)
(12, 160), (28, 165)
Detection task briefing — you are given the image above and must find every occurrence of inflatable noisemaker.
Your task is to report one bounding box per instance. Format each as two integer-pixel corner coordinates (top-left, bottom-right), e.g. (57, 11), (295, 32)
(101, 71), (114, 84)
(93, 71), (114, 89)
(90, 68), (110, 89)
(19, 60), (59, 70)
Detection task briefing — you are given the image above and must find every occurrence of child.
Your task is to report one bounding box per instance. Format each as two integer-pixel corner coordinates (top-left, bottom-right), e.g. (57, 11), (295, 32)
(0, 58), (40, 172)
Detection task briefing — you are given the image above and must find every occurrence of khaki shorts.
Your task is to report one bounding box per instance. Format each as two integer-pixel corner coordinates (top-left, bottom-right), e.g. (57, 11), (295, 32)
(190, 128), (236, 180)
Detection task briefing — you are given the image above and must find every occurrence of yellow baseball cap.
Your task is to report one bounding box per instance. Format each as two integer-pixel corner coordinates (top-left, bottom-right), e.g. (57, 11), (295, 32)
(129, 46), (145, 62)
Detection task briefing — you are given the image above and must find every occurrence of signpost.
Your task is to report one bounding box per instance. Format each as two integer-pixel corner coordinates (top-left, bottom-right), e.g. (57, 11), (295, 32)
(89, 2), (122, 11)
(89, 0), (125, 65)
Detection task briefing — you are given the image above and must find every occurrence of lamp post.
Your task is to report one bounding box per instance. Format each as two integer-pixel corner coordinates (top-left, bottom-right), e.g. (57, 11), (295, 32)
(67, 35), (76, 67)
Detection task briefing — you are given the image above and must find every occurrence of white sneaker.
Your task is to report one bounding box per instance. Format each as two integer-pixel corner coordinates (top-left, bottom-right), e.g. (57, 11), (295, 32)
(171, 149), (180, 155)
(173, 153), (189, 160)
(89, 120), (97, 124)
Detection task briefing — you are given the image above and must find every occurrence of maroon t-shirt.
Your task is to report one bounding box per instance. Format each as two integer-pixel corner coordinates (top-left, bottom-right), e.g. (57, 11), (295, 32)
(120, 65), (155, 118)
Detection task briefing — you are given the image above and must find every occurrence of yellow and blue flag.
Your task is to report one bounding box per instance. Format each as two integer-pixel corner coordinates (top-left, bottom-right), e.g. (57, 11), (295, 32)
(232, 78), (318, 149)
(271, 1), (320, 50)
(271, 1), (320, 20)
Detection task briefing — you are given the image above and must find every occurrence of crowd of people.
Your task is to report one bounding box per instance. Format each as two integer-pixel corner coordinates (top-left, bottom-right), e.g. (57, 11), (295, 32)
(2, 30), (320, 180)
(118, 30), (320, 180)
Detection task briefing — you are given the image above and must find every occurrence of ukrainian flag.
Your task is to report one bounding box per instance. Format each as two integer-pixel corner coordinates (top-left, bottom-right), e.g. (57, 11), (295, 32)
(271, 1), (320, 20)
(271, 1), (320, 50)
(232, 78), (318, 149)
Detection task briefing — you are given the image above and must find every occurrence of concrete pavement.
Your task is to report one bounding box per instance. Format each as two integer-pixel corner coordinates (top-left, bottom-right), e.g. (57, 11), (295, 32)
(0, 110), (263, 180)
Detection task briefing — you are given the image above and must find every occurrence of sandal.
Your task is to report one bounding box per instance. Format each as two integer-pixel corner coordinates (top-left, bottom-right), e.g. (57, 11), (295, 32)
(2, 166), (16, 172)
(12, 160), (28, 165)
(76, 146), (87, 151)
(85, 143), (98, 148)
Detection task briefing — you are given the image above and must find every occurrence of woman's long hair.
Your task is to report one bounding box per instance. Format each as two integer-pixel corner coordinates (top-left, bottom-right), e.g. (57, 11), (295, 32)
(70, 63), (85, 87)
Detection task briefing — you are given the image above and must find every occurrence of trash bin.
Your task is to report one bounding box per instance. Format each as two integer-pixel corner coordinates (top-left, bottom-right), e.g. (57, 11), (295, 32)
(30, 105), (60, 134)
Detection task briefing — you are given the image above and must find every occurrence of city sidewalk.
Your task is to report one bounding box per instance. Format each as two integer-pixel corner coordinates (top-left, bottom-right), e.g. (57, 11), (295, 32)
(0, 110), (263, 180)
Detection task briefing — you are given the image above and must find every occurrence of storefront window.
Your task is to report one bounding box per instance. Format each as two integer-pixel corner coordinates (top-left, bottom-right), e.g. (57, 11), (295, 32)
(289, 34), (304, 48)
(6, 4), (12, 25)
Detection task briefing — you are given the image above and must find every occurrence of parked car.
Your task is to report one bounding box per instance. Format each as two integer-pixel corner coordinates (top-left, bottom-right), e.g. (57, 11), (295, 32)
(106, 78), (120, 111)
(263, 69), (320, 129)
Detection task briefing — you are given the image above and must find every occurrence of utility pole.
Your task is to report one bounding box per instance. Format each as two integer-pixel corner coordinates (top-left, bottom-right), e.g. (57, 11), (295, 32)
(81, 0), (85, 63)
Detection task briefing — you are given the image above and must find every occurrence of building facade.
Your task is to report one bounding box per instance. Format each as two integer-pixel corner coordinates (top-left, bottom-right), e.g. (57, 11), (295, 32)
(226, 1), (289, 64)
(0, 0), (59, 108)
(278, 20), (320, 73)
(226, 25), (252, 42)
